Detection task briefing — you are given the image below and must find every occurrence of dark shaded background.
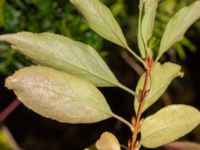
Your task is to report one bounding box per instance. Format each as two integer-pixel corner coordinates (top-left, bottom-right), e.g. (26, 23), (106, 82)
(0, 0), (200, 149)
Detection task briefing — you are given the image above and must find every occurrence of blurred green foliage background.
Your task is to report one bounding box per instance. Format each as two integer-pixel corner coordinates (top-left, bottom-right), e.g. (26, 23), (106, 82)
(0, 0), (200, 149)
(0, 0), (126, 74)
(1, 0), (200, 75)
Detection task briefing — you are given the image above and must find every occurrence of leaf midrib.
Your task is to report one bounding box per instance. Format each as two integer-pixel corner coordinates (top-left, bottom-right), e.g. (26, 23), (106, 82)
(9, 39), (119, 86)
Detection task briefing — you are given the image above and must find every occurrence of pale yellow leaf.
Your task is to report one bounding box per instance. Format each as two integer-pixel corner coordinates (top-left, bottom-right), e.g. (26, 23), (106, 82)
(139, 0), (159, 58)
(157, 1), (200, 60)
(134, 62), (183, 113)
(5, 66), (112, 124)
(141, 105), (200, 148)
(70, 0), (128, 48)
(95, 132), (120, 150)
(0, 32), (134, 94)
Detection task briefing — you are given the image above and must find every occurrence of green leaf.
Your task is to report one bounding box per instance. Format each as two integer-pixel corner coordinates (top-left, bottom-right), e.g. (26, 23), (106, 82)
(138, 0), (158, 58)
(95, 132), (120, 150)
(142, 0), (158, 43)
(0, 32), (133, 94)
(157, 1), (200, 60)
(70, 0), (128, 48)
(141, 105), (200, 148)
(138, 0), (145, 58)
(164, 141), (200, 150)
(5, 66), (113, 124)
(141, 0), (159, 58)
(134, 62), (183, 113)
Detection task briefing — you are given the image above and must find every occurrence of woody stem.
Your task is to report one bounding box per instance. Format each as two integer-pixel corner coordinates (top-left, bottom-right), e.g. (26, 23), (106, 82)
(129, 59), (152, 150)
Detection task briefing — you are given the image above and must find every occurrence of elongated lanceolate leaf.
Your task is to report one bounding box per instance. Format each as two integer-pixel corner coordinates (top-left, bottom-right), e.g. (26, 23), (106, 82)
(95, 132), (120, 150)
(157, 1), (200, 60)
(0, 32), (127, 89)
(134, 62), (183, 113)
(70, 0), (128, 48)
(142, 0), (159, 43)
(139, 0), (159, 58)
(164, 141), (200, 150)
(138, 0), (146, 58)
(141, 105), (200, 148)
(142, 0), (158, 57)
(5, 66), (113, 124)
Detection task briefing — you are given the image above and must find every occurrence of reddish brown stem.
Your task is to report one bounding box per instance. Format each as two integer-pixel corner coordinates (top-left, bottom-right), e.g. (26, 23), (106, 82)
(0, 99), (21, 123)
(129, 59), (153, 150)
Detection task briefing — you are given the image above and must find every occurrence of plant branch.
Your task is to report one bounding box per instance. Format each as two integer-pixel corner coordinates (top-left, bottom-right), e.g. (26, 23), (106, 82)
(129, 59), (153, 150)
(0, 99), (21, 123)
(121, 51), (145, 75)
(121, 51), (173, 106)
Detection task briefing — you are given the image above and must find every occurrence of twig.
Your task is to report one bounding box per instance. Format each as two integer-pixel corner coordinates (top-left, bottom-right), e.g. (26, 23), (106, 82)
(129, 59), (153, 150)
(121, 51), (144, 75)
(121, 51), (172, 106)
(0, 99), (21, 123)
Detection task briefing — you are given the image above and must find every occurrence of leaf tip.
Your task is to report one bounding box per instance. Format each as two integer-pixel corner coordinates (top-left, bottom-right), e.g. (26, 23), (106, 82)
(0, 35), (6, 41)
(4, 69), (23, 91)
(5, 76), (15, 90)
(179, 72), (184, 78)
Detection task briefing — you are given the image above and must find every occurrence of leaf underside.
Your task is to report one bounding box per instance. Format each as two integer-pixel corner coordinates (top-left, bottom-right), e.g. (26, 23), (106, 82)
(138, 0), (159, 58)
(95, 132), (120, 150)
(5, 66), (113, 124)
(141, 105), (200, 148)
